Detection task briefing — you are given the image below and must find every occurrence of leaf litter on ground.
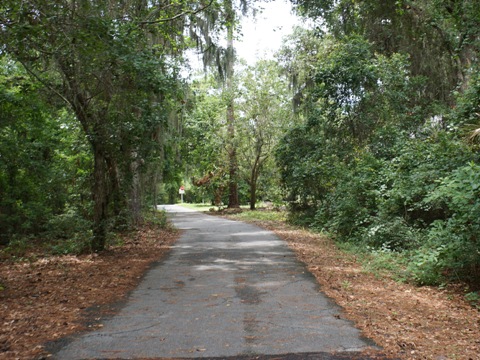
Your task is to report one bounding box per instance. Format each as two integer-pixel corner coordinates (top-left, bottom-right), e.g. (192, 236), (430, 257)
(2, 210), (480, 359)
(226, 213), (480, 360)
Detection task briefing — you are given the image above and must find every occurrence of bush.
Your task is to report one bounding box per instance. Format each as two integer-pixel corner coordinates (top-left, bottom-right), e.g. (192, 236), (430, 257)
(144, 210), (169, 229)
(313, 153), (386, 239)
(45, 208), (91, 240)
(406, 223), (477, 286)
(361, 216), (422, 251)
(411, 162), (480, 284)
(43, 208), (93, 255)
(1, 235), (32, 260)
(47, 234), (92, 255)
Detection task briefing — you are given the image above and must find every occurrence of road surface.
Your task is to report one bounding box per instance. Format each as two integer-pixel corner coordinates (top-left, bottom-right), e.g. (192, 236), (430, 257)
(52, 205), (383, 359)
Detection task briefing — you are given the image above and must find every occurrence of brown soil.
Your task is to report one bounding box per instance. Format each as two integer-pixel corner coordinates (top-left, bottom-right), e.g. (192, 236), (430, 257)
(0, 224), (179, 359)
(235, 217), (480, 360)
(1, 214), (479, 360)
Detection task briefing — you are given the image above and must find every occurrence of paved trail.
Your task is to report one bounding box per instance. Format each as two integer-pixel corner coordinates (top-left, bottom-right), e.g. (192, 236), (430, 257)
(53, 205), (381, 359)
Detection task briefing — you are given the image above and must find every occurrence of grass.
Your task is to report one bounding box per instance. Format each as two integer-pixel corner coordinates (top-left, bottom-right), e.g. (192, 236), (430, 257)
(336, 241), (409, 282)
(228, 209), (287, 222)
(179, 203), (287, 222)
(179, 203), (218, 210)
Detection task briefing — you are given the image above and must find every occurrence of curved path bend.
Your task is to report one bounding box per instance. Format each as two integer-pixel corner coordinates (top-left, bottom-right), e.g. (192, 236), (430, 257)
(53, 205), (384, 359)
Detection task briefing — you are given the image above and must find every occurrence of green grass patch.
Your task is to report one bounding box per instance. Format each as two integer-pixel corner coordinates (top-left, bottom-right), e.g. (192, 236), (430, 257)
(337, 242), (409, 281)
(179, 203), (287, 222)
(179, 203), (216, 210)
(363, 250), (409, 282)
(227, 209), (287, 222)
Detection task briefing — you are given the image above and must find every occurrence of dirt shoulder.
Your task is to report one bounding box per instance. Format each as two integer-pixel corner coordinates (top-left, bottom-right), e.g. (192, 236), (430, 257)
(0, 225), (179, 359)
(235, 217), (480, 360)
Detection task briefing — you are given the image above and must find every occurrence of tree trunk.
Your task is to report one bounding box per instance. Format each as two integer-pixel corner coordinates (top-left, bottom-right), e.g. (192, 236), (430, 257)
(152, 168), (158, 212)
(69, 89), (110, 252)
(214, 186), (224, 206)
(106, 155), (124, 220)
(61, 62), (111, 251)
(129, 151), (142, 225)
(225, 0), (239, 209)
(249, 179), (257, 210)
(249, 152), (262, 210)
(91, 142), (108, 252)
(227, 124), (240, 208)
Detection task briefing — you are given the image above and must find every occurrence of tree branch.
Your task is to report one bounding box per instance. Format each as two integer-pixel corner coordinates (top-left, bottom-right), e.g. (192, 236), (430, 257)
(18, 61), (71, 106)
(139, 0), (215, 25)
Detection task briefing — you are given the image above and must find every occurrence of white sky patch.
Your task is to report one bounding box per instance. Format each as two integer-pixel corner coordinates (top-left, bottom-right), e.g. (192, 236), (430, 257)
(236, 0), (300, 64)
(183, 0), (301, 78)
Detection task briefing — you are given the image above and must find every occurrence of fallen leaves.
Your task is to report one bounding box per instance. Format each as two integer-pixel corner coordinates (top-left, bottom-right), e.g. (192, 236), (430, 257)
(234, 217), (480, 360)
(3, 213), (480, 359)
(0, 225), (178, 359)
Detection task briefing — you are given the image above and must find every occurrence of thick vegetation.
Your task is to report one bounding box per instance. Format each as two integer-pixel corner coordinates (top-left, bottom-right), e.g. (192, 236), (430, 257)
(277, 0), (480, 287)
(182, 60), (293, 208)
(0, 1), (220, 252)
(1, 0), (480, 291)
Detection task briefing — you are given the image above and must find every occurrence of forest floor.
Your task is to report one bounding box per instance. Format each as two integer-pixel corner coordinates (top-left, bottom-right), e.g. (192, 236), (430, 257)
(0, 224), (179, 359)
(0, 211), (479, 359)
(225, 214), (480, 360)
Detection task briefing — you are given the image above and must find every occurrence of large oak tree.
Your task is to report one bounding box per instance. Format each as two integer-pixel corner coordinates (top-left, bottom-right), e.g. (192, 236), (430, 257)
(0, 0), (213, 250)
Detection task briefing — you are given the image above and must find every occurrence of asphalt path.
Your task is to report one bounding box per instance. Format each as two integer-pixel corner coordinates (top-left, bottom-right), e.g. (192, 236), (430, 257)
(52, 205), (382, 359)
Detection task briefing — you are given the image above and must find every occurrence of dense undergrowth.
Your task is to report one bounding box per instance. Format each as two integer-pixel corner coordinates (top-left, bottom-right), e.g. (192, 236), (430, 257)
(0, 210), (169, 261)
(219, 207), (480, 310)
(279, 127), (480, 290)
(274, 26), (480, 291)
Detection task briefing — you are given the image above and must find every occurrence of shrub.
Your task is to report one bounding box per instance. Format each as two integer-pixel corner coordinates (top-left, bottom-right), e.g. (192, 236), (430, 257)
(405, 163), (480, 285)
(361, 216), (422, 251)
(406, 223), (477, 286)
(43, 208), (93, 255)
(45, 208), (91, 240)
(48, 234), (92, 255)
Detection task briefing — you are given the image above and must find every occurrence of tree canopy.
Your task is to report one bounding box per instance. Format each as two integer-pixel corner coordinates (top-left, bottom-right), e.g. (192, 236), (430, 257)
(277, 0), (480, 286)
(1, 0), (480, 288)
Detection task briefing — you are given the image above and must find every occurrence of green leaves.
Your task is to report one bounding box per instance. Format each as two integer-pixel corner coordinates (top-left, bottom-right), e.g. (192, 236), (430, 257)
(276, 12), (480, 285)
(425, 162), (480, 232)
(0, 0), (195, 249)
(0, 57), (92, 243)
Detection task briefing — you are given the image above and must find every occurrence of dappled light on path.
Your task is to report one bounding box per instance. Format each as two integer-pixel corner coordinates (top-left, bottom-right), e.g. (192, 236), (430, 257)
(53, 205), (383, 359)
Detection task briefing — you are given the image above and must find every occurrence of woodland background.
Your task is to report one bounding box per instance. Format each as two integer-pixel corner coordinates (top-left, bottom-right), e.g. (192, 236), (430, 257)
(1, 0), (480, 290)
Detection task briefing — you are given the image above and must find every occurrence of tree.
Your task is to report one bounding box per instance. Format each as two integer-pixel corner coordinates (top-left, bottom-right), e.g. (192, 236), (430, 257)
(224, 0), (241, 208)
(276, 32), (431, 219)
(237, 60), (293, 209)
(0, 57), (91, 244)
(276, 27), (327, 113)
(189, 0), (259, 208)
(276, 8), (480, 284)
(183, 75), (229, 205)
(291, 0), (480, 102)
(0, 1), (197, 250)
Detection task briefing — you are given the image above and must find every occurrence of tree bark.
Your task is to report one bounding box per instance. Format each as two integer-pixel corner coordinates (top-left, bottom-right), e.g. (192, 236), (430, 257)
(129, 151), (143, 225)
(225, 0), (239, 209)
(227, 116), (240, 208)
(106, 155), (124, 220)
(214, 186), (224, 206)
(249, 152), (262, 210)
(91, 142), (108, 252)
(152, 169), (158, 212)
(249, 179), (257, 210)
